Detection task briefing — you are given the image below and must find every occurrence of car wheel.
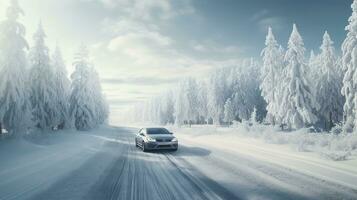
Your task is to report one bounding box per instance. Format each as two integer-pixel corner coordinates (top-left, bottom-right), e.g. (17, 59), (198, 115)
(142, 142), (148, 152)
(172, 148), (178, 152)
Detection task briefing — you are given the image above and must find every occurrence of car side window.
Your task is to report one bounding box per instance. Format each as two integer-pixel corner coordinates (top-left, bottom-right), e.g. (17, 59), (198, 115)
(139, 129), (145, 136)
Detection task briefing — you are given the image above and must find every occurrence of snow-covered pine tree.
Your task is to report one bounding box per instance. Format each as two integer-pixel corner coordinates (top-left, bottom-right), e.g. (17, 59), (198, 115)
(232, 59), (266, 122)
(160, 91), (175, 125)
(185, 78), (199, 125)
(207, 70), (226, 125)
(70, 45), (97, 130)
(250, 107), (258, 125)
(197, 81), (208, 124)
(224, 98), (234, 124)
(29, 23), (58, 130)
(173, 78), (199, 126)
(52, 45), (71, 129)
(316, 32), (344, 130)
(174, 81), (187, 126)
(88, 66), (109, 126)
(279, 24), (318, 129)
(309, 50), (320, 90)
(341, 0), (357, 133)
(260, 27), (283, 125)
(0, 0), (31, 135)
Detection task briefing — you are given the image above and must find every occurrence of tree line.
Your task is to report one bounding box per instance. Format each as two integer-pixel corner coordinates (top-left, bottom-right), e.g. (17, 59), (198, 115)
(129, 0), (357, 133)
(0, 0), (109, 136)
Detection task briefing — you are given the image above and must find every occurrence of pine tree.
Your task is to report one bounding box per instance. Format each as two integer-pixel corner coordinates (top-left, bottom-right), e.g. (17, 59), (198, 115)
(224, 98), (234, 124)
(174, 78), (199, 126)
(250, 107), (258, 125)
(207, 70), (225, 125)
(0, 0), (31, 135)
(29, 23), (58, 130)
(260, 27), (283, 125)
(232, 59), (265, 122)
(309, 50), (320, 90)
(197, 81), (208, 124)
(69, 45), (96, 130)
(279, 24), (318, 129)
(174, 82), (187, 126)
(89, 67), (109, 126)
(316, 32), (343, 130)
(341, 0), (357, 133)
(52, 45), (71, 129)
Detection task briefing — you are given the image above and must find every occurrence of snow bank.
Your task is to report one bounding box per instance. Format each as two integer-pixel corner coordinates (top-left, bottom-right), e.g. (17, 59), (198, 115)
(168, 123), (357, 161)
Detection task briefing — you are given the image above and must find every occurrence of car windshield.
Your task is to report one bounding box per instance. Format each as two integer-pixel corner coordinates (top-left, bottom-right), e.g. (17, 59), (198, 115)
(147, 128), (170, 135)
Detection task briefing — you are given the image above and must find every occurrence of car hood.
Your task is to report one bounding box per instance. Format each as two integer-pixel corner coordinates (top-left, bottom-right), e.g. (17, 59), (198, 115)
(147, 134), (175, 140)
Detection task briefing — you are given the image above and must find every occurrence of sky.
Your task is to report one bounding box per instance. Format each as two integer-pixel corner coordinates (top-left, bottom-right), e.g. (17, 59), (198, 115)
(0, 0), (353, 122)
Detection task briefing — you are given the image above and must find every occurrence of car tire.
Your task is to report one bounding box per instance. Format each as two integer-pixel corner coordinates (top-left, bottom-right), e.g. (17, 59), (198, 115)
(172, 148), (178, 152)
(142, 142), (148, 152)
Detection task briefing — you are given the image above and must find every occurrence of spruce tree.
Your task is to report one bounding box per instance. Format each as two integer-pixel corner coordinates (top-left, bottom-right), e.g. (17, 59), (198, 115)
(316, 32), (343, 130)
(279, 24), (318, 129)
(52, 45), (71, 129)
(260, 27), (284, 125)
(0, 0), (31, 134)
(29, 23), (57, 130)
(341, 0), (357, 132)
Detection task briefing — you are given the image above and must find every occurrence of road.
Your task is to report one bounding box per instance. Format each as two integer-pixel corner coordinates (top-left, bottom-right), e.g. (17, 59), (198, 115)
(0, 126), (356, 200)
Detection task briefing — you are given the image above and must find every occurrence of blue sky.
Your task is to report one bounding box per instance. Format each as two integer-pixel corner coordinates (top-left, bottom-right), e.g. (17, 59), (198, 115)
(0, 0), (353, 121)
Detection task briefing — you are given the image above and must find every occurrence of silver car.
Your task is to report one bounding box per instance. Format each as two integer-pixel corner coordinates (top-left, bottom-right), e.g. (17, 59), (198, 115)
(135, 128), (178, 152)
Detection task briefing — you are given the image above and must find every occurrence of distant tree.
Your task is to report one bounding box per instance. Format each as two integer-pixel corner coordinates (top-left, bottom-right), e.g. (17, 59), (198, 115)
(341, 0), (357, 133)
(163, 91), (175, 125)
(260, 27), (284, 125)
(174, 83), (186, 126)
(52, 45), (71, 129)
(279, 24), (319, 129)
(250, 107), (258, 125)
(232, 59), (266, 122)
(224, 98), (234, 125)
(197, 81), (208, 124)
(207, 70), (226, 125)
(0, 0), (31, 135)
(315, 32), (344, 130)
(174, 78), (199, 126)
(29, 23), (58, 130)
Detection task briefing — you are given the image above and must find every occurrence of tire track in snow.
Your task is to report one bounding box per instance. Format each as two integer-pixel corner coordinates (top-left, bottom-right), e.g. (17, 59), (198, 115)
(164, 153), (239, 200)
(86, 128), (238, 200)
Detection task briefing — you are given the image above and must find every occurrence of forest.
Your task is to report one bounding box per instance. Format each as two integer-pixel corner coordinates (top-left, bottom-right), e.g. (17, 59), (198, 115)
(128, 2), (357, 135)
(0, 0), (109, 136)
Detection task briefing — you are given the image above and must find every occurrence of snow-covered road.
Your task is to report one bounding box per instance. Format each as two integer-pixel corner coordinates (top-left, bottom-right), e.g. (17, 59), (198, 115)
(0, 126), (356, 200)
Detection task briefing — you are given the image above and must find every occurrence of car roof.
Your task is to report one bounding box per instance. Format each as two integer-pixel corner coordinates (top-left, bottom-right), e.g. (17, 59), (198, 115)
(144, 127), (167, 130)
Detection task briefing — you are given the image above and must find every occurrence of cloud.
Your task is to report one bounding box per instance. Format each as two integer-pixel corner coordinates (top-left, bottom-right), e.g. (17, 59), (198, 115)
(86, 0), (194, 20)
(192, 40), (241, 54)
(107, 32), (172, 52)
(258, 17), (285, 32)
(251, 9), (285, 32)
(87, 0), (241, 113)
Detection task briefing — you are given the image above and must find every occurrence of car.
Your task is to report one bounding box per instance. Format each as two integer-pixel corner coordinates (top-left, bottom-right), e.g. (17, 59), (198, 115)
(135, 128), (178, 152)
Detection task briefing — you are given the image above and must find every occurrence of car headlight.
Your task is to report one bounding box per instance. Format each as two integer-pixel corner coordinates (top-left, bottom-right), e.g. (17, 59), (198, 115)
(146, 137), (156, 142)
(172, 138), (178, 142)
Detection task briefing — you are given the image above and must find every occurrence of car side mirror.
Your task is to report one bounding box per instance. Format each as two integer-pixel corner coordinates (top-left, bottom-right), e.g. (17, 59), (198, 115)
(169, 132), (173, 135)
(140, 133), (145, 136)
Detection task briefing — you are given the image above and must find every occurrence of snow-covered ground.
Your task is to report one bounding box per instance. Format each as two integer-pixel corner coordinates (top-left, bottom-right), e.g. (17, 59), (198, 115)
(0, 125), (357, 200)
(168, 125), (357, 198)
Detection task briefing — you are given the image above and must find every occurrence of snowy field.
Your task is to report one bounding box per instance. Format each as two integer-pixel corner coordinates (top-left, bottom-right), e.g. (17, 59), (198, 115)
(1, 124), (357, 200)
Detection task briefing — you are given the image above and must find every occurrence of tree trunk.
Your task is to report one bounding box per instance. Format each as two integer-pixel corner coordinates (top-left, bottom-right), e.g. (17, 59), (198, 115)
(329, 111), (333, 130)
(0, 123), (2, 134)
